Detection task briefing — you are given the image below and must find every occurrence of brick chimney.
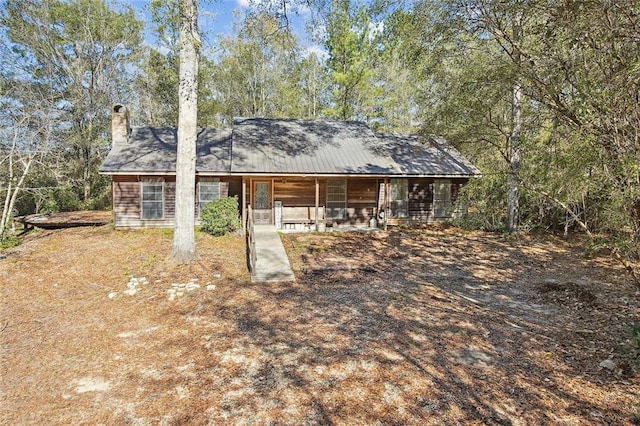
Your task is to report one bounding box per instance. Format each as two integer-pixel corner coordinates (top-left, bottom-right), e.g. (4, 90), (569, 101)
(111, 104), (130, 146)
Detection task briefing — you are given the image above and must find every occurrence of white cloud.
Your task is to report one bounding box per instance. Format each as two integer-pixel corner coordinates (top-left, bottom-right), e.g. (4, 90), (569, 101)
(304, 45), (329, 60)
(368, 21), (384, 36)
(292, 3), (311, 15)
(155, 45), (171, 56)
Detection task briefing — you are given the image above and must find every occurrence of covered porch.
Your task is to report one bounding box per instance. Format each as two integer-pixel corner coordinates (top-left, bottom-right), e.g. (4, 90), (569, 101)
(240, 176), (385, 231)
(239, 175), (467, 231)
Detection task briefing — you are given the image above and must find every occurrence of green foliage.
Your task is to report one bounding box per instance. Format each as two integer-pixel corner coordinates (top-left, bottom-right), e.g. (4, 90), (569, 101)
(324, 0), (380, 121)
(135, 48), (179, 126)
(148, 0), (180, 50)
(0, 235), (19, 250)
(1, 0), (144, 212)
(454, 175), (507, 232)
(200, 196), (241, 237)
(210, 10), (315, 124)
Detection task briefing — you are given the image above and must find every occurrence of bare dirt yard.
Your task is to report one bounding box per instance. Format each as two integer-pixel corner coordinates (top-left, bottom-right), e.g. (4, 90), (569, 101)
(1, 224), (639, 425)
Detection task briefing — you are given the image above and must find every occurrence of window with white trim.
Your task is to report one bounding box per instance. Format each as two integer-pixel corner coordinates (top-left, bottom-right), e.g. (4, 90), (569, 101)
(199, 178), (221, 212)
(433, 179), (452, 217)
(390, 179), (408, 218)
(326, 178), (346, 219)
(141, 178), (164, 219)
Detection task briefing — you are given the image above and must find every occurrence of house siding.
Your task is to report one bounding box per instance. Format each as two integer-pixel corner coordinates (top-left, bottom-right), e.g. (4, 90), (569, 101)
(408, 179), (432, 221)
(273, 178), (326, 226)
(384, 177), (468, 226)
(194, 180), (233, 217)
(113, 176), (140, 223)
(165, 179), (176, 219)
(112, 174), (470, 229)
(344, 178), (377, 225)
(228, 178), (242, 199)
(271, 177), (377, 227)
(112, 175), (239, 228)
(271, 177), (378, 227)
(248, 177), (381, 228)
(450, 179), (467, 219)
(274, 178), (324, 208)
(250, 176), (471, 228)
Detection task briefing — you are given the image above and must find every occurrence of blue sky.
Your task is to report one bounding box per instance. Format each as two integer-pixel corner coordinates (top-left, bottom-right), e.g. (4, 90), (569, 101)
(128, 0), (313, 54)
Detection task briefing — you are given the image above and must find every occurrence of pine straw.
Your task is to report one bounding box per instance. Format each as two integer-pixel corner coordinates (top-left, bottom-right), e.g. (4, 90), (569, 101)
(1, 226), (639, 424)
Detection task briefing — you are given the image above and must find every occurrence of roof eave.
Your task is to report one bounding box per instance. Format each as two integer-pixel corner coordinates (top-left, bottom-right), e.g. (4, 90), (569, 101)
(100, 170), (480, 178)
(229, 172), (480, 178)
(99, 170), (176, 176)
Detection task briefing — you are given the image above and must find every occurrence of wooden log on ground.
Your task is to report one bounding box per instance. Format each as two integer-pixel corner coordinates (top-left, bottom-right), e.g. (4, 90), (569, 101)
(20, 211), (111, 229)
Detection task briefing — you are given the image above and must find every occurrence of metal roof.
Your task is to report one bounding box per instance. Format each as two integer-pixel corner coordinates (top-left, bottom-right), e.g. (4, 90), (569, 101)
(373, 133), (481, 176)
(99, 118), (480, 177)
(99, 127), (231, 174)
(230, 118), (399, 175)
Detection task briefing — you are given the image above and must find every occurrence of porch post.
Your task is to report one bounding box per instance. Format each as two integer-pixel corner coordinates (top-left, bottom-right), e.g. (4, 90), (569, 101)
(242, 178), (247, 231)
(384, 177), (389, 231)
(315, 178), (319, 230)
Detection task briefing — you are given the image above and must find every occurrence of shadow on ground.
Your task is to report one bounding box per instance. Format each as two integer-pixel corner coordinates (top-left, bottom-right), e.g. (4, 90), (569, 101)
(160, 229), (639, 424)
(2, 227), (638, 424)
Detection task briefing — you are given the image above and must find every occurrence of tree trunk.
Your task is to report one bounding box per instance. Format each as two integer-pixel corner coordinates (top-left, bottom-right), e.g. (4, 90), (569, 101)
(1, 156), (34, 241)
(507, 19), (522, 233)
(83, 145), (91, 202)
(169, 0), (200, 263)
(2, 129), (26, 240)
(0, 153), (14, 240)
(507, 81), (522, 232)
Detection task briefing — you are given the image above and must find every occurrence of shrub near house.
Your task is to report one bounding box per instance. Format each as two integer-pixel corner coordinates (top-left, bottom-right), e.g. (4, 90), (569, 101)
(200, 196), (241, 236)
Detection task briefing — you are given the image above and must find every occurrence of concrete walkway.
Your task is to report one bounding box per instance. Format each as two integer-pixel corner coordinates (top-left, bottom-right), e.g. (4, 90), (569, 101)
(251, 225), (295, 282)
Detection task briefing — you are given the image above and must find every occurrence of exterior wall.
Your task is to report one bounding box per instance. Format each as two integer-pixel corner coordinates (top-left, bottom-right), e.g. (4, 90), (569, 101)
(450, 179), (466, 219)
(165, 179), (176, 219)
(194, 180), (230, 217)
(343, 178), (377, 225)
(271, 177), (377, 227)
(407, 178), (432, 221)
(228, 178), (242, 199)
(383, 177), (469, 226)
(248, 177), (379, 228)
(112, 175), (176, 228)
(112, 174), (469, 229)
(274, 178), (325, 207)
(113, 175), (140, 224)
(111, 175), (239, 228)
(273, 177), (326, 226)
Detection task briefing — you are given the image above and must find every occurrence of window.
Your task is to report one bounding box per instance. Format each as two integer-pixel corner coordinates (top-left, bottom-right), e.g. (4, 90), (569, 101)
(199, 178), (221, 211)
(433, 179), (452, 217)
(390, 179), (408, 218)
(326, 178), (346, 219)
(141, 178), (163, 219)
(254, 182), (269, 210)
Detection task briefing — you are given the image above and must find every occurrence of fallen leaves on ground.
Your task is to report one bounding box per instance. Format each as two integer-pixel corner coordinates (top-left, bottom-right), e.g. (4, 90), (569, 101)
(1, 225), (639, 424)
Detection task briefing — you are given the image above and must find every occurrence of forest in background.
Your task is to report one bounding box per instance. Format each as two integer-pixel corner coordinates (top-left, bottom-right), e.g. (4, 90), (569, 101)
(1, 0), (639, 281)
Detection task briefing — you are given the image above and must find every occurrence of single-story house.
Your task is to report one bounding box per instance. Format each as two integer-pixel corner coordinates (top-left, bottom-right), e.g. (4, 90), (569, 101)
(99, 104), (480, 230)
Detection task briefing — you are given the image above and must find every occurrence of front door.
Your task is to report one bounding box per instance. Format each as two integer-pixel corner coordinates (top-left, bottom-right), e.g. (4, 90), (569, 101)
(253, 181), (271, 224)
